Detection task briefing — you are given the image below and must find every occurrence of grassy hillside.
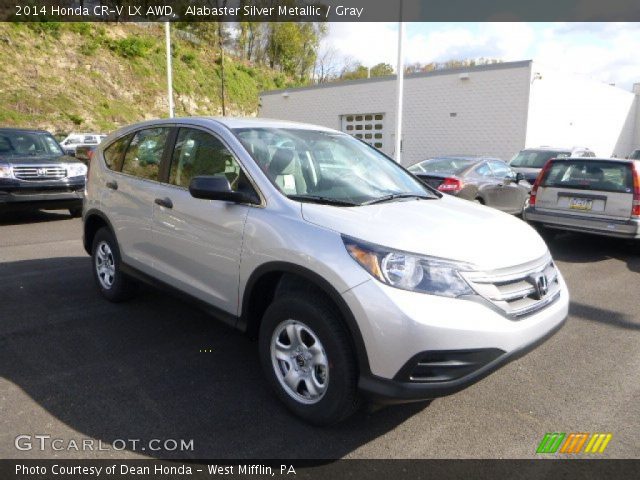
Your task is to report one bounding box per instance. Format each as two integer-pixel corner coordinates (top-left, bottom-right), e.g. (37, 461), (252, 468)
(0, 22), (298, 136)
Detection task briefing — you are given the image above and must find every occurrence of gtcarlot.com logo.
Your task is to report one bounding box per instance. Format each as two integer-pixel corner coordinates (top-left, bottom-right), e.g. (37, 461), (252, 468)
(536, 432), (612, 454)
(15, 435), (194, 452)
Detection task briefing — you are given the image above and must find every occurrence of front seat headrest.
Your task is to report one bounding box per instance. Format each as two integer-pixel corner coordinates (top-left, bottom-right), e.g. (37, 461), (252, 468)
(268, 148), (295, 176)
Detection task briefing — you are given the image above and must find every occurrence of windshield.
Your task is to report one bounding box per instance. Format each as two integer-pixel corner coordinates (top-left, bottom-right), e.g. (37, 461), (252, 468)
(630, 150), (640, 160)
(233, 128), (436, 205)
(510, 150), (570, 168)
(410, 158), (476, 175)
(0, 131), (63, 157)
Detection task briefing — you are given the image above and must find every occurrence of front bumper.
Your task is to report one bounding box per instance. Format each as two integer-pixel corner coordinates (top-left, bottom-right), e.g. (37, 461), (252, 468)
(524, 207), (640, 239)
(0, 178), (85, 210)
(343, 272), (569, 402)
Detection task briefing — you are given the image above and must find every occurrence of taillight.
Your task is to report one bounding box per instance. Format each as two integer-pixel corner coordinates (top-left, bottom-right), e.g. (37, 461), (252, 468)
(437, 177), (464, 193)
(631, 161), (640, 217)
(529, 159), (554, 207)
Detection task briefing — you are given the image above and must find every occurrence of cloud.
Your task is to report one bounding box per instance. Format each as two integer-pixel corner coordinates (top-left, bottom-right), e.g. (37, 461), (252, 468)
(323, 22), (640, 91)
(324, 23), (398, 66)
(325, 22), (535, 67)
(532, 23), (640, 90)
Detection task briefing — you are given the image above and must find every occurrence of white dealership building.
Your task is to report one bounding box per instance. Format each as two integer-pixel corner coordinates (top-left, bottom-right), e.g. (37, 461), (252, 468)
(259, 60), (640, 166)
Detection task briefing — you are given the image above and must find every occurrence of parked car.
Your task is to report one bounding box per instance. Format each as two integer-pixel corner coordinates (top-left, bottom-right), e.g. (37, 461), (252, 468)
(74, 145), (97, 165)
(510, 146), (595, 183)
(83, 118), (568, 425)
(0, 128), (87, 216)
(59, 133), (104, 156)
(408, 156), (531, 215)
(524, 157), (640, 239)
(629, 149), (640, 160)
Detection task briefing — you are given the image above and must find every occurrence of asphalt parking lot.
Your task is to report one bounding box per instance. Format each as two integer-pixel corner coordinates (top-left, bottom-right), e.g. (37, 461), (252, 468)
(0, 210), (638, 459)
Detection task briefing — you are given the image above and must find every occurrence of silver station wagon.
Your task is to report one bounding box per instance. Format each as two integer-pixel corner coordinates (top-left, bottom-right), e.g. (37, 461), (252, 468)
(525, 157), (640, 239)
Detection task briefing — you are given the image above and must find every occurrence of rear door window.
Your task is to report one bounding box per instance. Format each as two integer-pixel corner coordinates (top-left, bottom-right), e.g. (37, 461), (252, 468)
(122, 128), (171, 181)
(542, 160), (633, 193)
(475, 163), (493, 177)
(488, 160), (512, 178)
(103, 134), (133, 171)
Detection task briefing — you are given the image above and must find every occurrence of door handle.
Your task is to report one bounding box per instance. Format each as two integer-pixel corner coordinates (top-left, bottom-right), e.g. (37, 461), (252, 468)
(154, 197), (173, 209)
(106, 180), (118, 190)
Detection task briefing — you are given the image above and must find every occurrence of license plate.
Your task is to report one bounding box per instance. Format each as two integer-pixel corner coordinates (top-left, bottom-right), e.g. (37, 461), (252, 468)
(569, 197), (593, 211)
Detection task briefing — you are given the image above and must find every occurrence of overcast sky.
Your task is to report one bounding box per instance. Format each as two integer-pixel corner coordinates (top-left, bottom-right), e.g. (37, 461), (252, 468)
(323, 22), (640, 91)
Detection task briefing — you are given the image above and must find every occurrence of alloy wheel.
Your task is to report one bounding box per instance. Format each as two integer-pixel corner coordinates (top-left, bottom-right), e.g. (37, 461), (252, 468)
(270, 319), (329, 404)
(95, 241), (116, 290)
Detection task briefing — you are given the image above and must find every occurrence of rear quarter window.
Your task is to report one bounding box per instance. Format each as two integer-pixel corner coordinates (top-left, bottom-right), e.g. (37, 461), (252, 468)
(542, 160), (633, 193)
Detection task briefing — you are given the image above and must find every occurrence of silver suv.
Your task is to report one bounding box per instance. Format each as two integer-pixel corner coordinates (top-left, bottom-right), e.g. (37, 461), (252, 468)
(83, 118), (569, 424)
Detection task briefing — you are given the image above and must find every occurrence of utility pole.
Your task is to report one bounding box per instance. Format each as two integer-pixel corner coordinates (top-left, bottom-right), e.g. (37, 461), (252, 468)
(218, 21), (226, 116)
(394, 2), (404, 164)
(165, 22), (174, 118)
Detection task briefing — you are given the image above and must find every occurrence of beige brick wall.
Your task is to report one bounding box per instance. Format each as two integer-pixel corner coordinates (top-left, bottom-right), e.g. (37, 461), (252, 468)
(259, 62), (532, 166)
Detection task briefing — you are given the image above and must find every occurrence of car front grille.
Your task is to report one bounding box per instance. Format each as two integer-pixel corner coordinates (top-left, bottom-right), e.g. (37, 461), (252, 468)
(462, 254), (561, 318)
(12, 166), (67, 181)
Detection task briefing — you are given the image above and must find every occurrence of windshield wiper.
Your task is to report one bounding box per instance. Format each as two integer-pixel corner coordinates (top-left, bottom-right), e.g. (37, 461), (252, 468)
(287, 194), (358, 206)
(361, 193), (434, 205)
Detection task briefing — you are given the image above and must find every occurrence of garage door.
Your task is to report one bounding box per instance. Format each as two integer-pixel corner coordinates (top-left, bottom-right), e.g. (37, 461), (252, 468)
(340, 113), (385, 151)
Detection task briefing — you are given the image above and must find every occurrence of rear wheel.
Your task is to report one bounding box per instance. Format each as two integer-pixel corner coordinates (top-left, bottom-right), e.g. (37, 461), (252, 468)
(258, 294), (361, 425)
(91, 227), (137, 302)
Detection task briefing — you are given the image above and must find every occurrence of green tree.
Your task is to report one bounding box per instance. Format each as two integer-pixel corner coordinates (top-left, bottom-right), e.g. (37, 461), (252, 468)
(370, 62), (394, 77)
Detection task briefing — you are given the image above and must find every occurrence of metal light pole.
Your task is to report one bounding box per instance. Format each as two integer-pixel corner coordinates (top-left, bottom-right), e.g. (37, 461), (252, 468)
(394, 4), (404, 164)
(165, 22), (175, 118)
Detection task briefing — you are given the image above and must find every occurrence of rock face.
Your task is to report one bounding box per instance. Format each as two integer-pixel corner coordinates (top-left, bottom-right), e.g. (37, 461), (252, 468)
(0, 22), (292, 136)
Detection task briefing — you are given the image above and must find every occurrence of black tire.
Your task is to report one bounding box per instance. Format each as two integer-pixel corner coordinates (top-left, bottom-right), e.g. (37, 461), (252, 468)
(474, 198), (484, 205)
(69, 207), (82, 218)
(258, 293), (361, 425)
(91, 227), (137, 302)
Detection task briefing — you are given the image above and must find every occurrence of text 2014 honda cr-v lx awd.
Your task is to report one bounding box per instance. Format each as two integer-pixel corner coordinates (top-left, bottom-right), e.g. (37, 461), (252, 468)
(83, 118), (569, 425)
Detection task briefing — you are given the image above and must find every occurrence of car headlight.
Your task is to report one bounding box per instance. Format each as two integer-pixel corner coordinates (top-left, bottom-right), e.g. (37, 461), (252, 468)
(0, 163), (12, 178)
(66, 163), (88, 177)
(342, 236), (474, 297)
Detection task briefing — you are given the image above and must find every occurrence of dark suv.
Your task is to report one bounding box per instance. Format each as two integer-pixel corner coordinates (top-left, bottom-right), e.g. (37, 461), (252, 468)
(509, 147), (595, 183)
(0, 128), (87, 216)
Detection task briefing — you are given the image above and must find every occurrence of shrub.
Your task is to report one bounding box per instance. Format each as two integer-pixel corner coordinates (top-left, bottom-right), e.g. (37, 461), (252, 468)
(26, 22), (61, 38)
(67, 23), (91, 36)
(180, 52), (196, 66)
(65, 113), (84, 126)
(108, 37), (153, 58)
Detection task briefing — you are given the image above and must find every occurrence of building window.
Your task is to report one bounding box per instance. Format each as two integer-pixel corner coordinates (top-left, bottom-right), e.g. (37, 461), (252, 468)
(340, 113), (385, 150)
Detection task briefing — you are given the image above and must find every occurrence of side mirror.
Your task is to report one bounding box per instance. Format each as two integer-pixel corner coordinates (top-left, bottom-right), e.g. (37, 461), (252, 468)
(515, 172), (526, 183)
(189, 175), (259, 204)
(75, 146), (91, 163)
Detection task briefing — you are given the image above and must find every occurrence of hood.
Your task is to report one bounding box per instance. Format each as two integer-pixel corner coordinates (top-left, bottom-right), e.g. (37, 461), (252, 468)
(301, 195), (548, 271)
(0, 154), (79, 165)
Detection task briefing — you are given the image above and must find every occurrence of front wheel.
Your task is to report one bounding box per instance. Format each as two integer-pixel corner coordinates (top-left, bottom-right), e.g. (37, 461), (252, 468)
(258, 294), (361, 425)
(69, 207), (82, 218)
